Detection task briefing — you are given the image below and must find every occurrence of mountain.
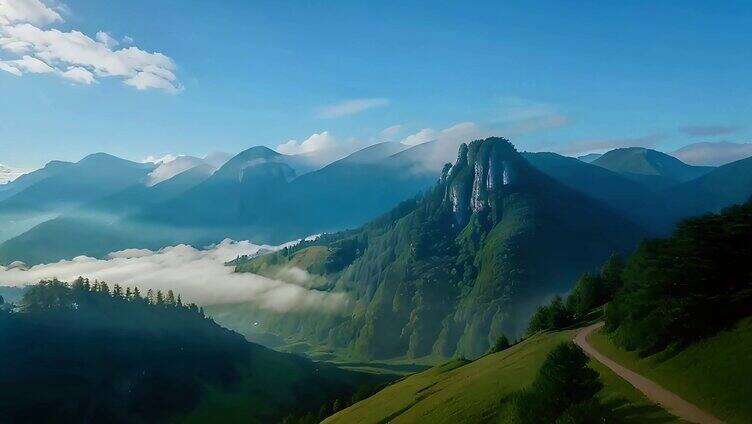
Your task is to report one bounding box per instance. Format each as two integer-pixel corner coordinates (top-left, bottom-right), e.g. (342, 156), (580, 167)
(137, 143), (438, 245)
(592, 147), (713, 188)
(522, 152), (672, 232)
(665, 156), (752, 220)
(0, 153), (154, 214)
(0, 160), (72, 202)
(576, 153), (602, 163)
(210, 138), (644, 359)
(0, 165), (215, 265)
(672, 141), (752, 166)
(146, 155), (211, 186)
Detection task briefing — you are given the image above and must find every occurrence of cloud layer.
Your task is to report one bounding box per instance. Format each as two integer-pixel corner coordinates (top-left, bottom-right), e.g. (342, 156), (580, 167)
(0, 0), (181, 92)
(0, 239), (348, 313)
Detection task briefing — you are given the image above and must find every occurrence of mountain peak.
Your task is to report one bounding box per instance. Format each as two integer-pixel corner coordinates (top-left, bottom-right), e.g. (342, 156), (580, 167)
(444, 137), (525, 225)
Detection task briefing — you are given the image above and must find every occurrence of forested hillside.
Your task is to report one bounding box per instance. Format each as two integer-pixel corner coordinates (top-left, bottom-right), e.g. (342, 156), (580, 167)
(211, 137), (643, 359)
(0, 279), (381, 423)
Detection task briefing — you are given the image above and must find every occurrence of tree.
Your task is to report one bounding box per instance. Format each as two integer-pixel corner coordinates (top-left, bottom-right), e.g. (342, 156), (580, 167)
(166, 290), (176, 306)
(146, 289), (155, 305)
(176, 294), (183, 307)
(331, 399), (343, 414)
(112, 284), (124, 299)
(547, 296), (571, 329)
(490, 335), (510, 353)
(511, 342), (604, 423)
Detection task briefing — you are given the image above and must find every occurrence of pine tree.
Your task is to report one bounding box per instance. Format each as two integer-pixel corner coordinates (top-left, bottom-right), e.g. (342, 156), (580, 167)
(132, 287), (142, 301)
(146, 289), (155, 305)
(113, 284), (124, 299)
(125, 287), (132, 299)
(166, 290), (176, 306)
(176, 294), (183, 307)
(156, 290), (165, 305)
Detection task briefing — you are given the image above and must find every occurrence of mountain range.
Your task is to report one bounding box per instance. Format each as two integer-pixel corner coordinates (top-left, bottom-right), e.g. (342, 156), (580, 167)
(1, 140), (752, 266)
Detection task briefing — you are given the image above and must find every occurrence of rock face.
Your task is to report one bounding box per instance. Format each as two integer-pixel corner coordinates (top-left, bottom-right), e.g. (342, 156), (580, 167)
(214, 137), (645, 360)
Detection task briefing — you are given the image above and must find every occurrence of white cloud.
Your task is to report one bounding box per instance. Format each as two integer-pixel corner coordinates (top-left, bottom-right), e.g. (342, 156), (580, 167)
(60, 66), (95, 84)
(143, 153), (178, 164)
(122, 35), (133, 44)
(0, 239), (349, 313)
(0, 0), (62, 26)
(317, 98), (390, 118)
(277, 131), (337, 155)
(0, 2), (181, 93)
(95, 30), (118, 48)
(400, 122), (490, 173)
(401, 128), (436, 146)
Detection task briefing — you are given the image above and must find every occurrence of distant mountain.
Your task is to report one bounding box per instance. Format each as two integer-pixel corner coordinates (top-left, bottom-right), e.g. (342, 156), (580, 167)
(137, 143), (438, 245)
(576, 153), (602, 163)
(666, 156), (752, 220)
(0, 153), (154, 214)
(671, 141), (752, 166)
(592, 147), (713, 189)
(0, 164), (215, 264)
(0, 160), (72, 202)
(212, 138), (644, 359)
(523, 152), (672, 232)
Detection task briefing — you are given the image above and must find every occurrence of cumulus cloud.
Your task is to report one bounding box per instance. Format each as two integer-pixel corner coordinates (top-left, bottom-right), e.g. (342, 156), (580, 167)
(0, 239), (349, 314)
(678, 125), (743, 137)
(0, 0), (62, 26)
(401, 128), (436, 146)
(277, 131), (337, 155)
(0, 1), (181, 93)
(671, 141), (752, 166)
(558, 133), (668, 156)
(317, 98), (390, 118)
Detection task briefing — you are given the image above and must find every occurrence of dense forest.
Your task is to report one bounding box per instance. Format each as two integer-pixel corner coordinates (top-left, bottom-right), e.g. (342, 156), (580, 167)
(527, 199), (752, 355)
(0, 278), (248, 423)
(0, 278), (380, 423)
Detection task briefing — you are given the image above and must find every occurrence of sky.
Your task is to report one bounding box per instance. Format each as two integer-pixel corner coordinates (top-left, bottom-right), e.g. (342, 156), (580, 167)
(1, 0), (751, 169)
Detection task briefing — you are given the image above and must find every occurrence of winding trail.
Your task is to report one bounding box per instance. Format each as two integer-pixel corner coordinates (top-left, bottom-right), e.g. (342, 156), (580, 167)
(574, 323), (724, 424)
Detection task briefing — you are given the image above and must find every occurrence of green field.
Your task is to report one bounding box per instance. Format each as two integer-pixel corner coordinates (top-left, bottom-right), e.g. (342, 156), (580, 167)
(324, 329), (676, 424)
(590, 317), (752, 424)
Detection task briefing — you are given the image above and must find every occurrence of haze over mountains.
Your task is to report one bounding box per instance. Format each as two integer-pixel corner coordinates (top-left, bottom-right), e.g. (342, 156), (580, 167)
(1, 138), (752, 267)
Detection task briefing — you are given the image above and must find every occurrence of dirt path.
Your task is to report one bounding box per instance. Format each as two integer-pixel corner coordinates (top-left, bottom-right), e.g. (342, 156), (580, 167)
(574, 323), (724, 424)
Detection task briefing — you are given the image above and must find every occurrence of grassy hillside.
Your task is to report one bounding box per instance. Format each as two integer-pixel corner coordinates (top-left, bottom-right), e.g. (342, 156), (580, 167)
(324, 329), (675, 424)
(589, 317), (752, 424)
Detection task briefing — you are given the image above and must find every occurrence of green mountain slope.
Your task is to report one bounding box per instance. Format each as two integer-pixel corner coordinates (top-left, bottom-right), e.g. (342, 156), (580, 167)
(212, 138), (644, 359)
(592, 147), (713, 188)
(323, 329), (675, 424)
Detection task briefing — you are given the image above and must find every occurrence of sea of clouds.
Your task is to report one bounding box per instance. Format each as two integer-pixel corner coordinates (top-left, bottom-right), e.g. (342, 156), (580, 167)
(0, 239), (347, 314)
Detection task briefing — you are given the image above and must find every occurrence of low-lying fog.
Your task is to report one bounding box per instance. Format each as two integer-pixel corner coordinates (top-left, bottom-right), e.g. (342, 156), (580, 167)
(0, 239), (347, 313)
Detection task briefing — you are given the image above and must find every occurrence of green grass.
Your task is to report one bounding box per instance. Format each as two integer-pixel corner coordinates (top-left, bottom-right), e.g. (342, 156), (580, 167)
(323, 329), (676, 424)
(589, 317), (752, 424)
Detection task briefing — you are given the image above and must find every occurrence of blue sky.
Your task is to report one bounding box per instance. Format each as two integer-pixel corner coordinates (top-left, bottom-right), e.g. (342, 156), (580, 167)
(1, 0), (750, 168)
